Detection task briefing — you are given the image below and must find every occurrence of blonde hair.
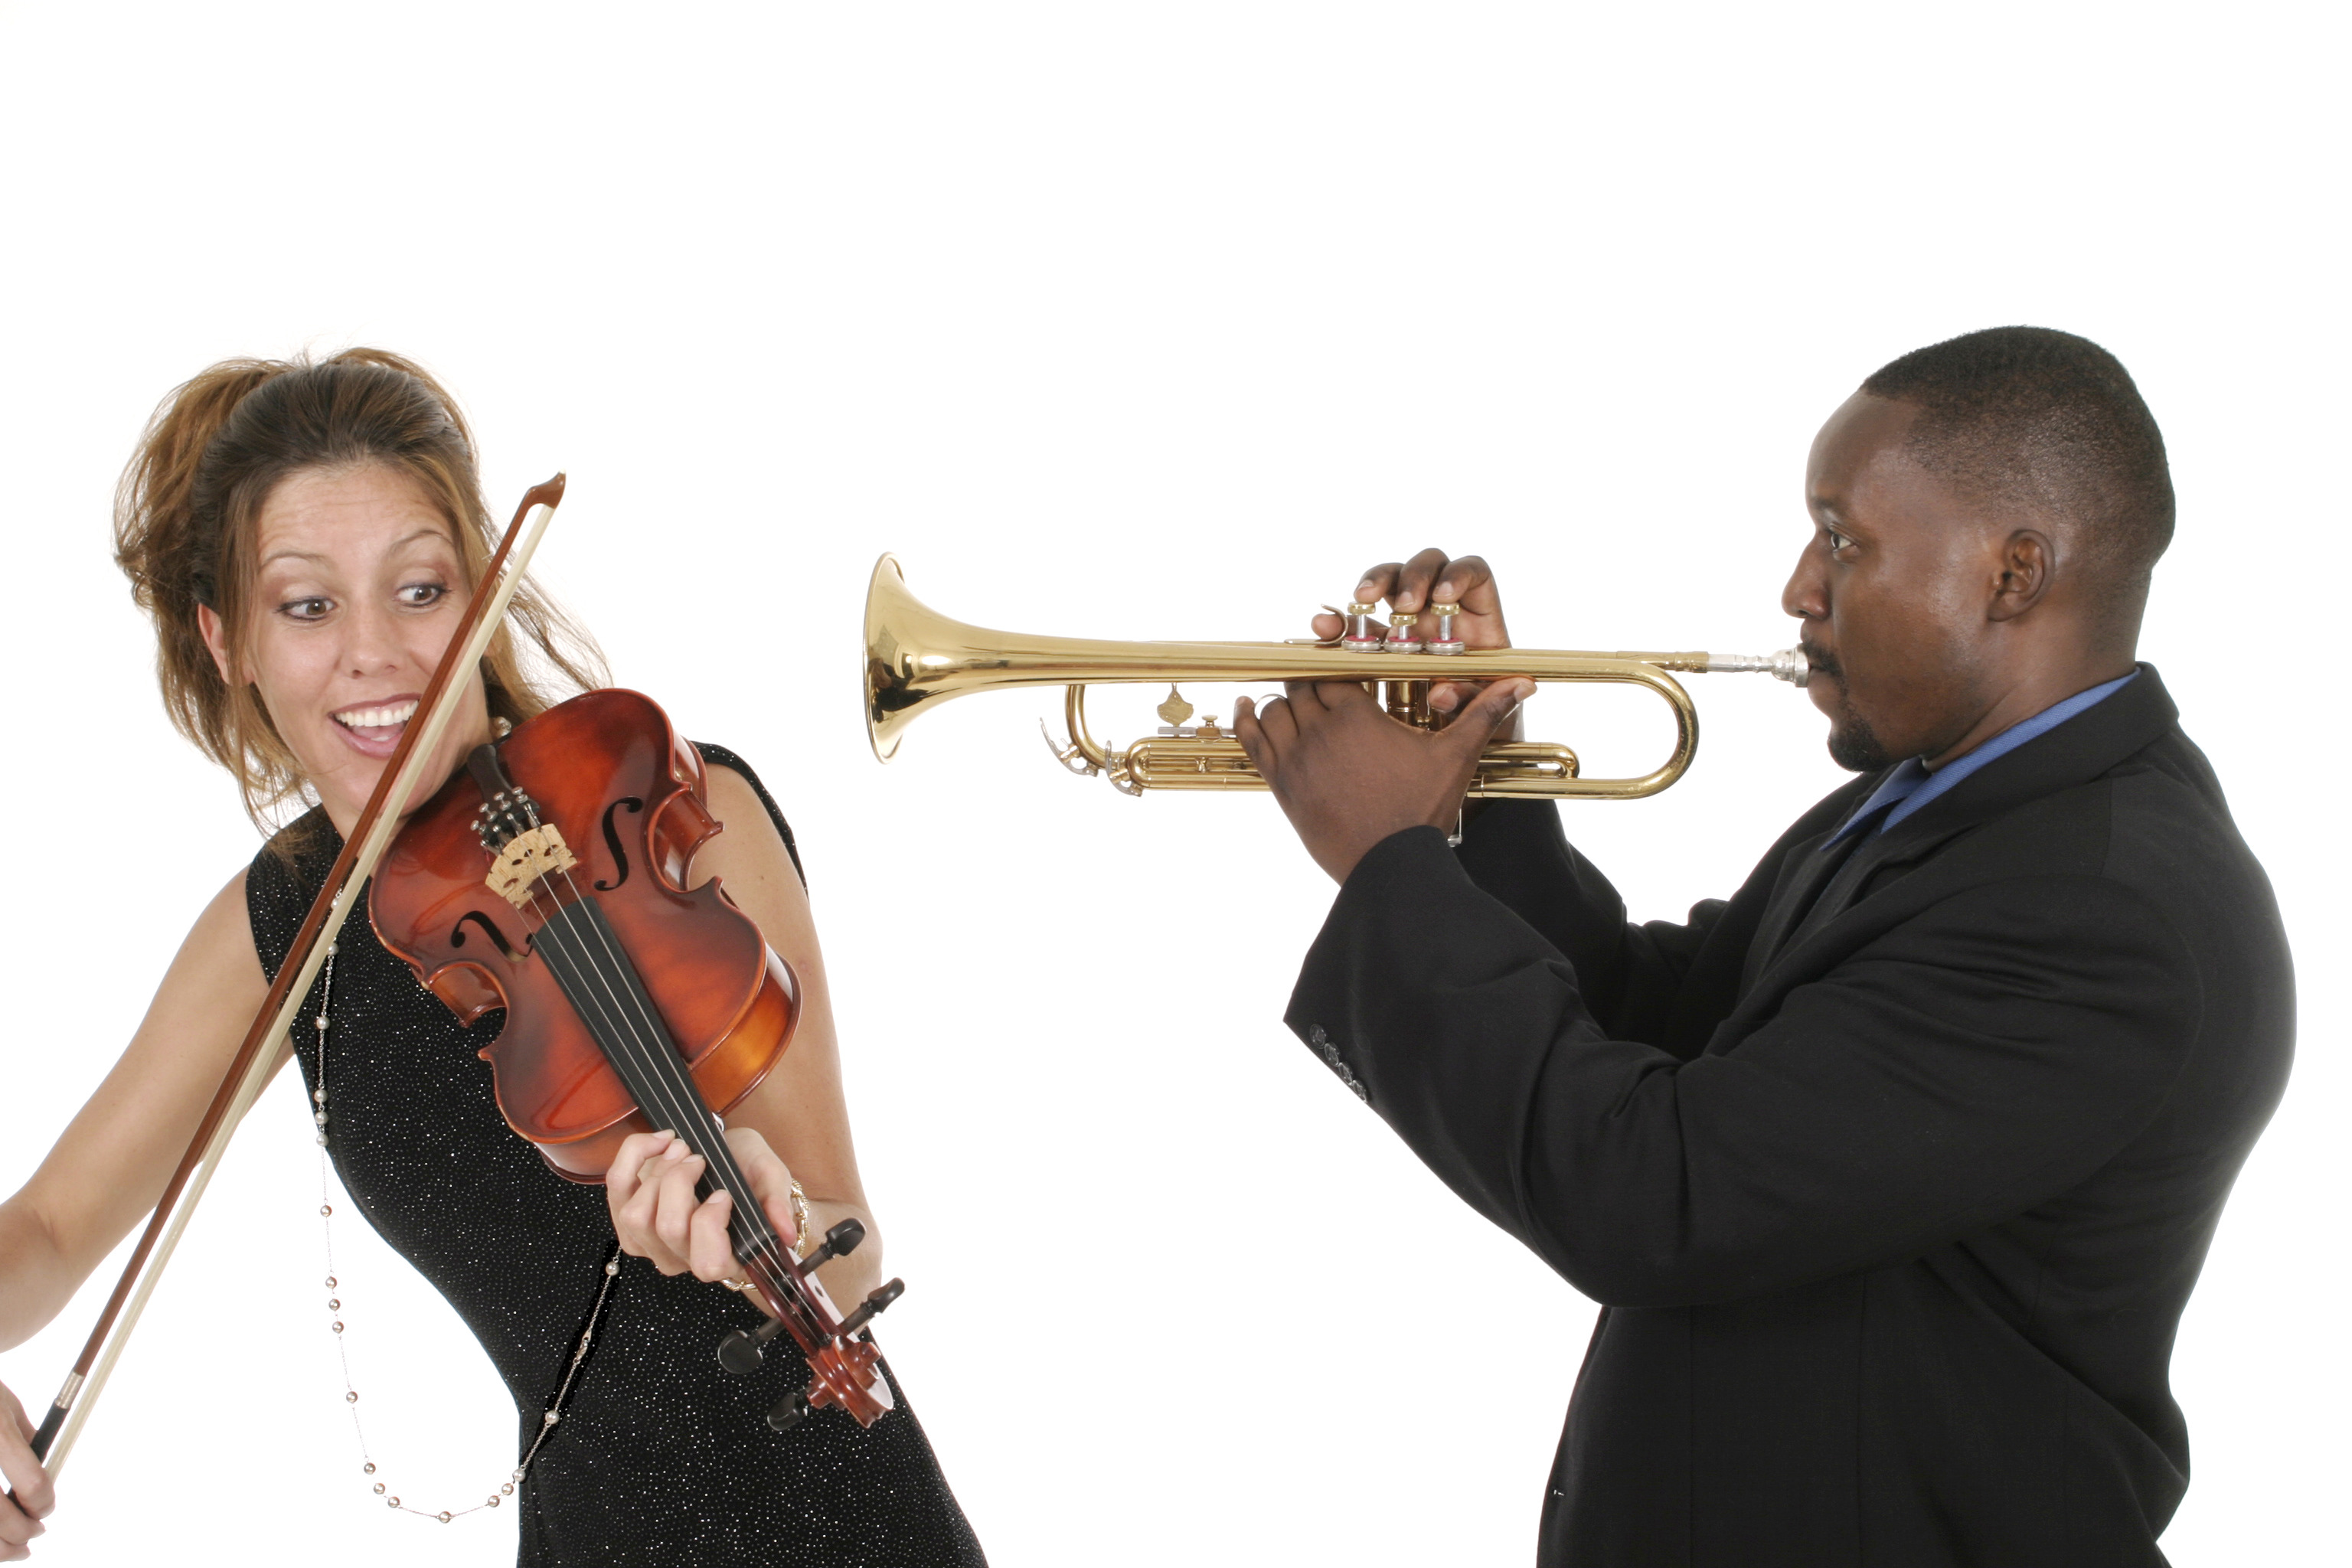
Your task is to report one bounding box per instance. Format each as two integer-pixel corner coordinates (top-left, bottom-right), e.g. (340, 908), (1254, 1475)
(113, 348), (606, 830)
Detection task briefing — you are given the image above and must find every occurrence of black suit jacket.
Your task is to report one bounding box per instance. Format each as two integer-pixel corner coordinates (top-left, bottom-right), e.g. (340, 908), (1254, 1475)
(1285, 667), (2292, 1566)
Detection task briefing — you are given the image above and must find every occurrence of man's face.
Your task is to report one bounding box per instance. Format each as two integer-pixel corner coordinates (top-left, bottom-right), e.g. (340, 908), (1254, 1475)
(1783, 393), (2003, 771)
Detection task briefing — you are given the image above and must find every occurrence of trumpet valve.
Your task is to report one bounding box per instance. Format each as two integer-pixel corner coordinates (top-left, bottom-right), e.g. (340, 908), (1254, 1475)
(1383, 678), (1436, 729)
(1426, 601), (1465, 655)
(1383, 612), (1424, 653)
(1341, 601), (1383, 652)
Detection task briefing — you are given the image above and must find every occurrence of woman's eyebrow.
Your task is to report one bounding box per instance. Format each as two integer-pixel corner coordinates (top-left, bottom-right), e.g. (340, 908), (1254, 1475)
(259, 528), (451, 570)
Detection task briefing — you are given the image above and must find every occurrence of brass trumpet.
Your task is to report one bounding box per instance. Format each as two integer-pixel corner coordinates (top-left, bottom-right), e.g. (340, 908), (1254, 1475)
(864, 554), (1807, 799)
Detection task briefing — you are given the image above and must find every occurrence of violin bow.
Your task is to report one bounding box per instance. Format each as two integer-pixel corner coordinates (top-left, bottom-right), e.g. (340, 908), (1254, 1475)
(24, 475), (568, 1481)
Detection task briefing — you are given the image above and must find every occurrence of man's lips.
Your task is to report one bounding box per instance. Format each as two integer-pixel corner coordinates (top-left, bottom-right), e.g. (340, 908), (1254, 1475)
(1799, 640), (1842, 681)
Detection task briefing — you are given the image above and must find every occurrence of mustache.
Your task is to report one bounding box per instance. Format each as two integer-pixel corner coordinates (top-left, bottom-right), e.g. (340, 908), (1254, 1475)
(1799, 636), (1842, 679)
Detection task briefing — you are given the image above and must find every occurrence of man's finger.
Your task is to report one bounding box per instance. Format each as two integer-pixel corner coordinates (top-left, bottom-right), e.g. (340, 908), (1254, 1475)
(1312, 678), (1383, 715)
(1449, 678), (1536, 745)
(1429, 554), (1497, 612)
(1390, 547), (1453, 613)
(1285, 678), (1370, 714)
(1237, 694), (1296, 742)
(1351, 563), (1404, 609)
(1234, 696), (1292, 776)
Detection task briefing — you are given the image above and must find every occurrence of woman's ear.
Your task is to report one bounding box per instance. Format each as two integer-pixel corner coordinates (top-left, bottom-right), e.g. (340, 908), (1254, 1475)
(197, 603), (237, 684)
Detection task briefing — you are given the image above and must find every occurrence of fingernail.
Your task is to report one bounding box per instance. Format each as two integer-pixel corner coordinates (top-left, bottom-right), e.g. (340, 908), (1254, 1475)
(1357, 580), (1377, 596)
(1434, 581), (1455, 599)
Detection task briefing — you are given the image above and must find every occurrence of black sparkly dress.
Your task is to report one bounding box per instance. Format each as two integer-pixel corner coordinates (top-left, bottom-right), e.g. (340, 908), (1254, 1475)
(246, 744), (986, 1568)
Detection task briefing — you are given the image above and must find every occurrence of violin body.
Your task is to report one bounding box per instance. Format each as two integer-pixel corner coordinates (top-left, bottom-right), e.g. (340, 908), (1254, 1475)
(368, 688), (898, 1431)
(370, 688), (799, 1180)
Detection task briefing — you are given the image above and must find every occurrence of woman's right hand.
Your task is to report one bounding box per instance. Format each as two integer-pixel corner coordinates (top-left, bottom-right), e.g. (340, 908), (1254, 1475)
(0, 1377), (54, 1560)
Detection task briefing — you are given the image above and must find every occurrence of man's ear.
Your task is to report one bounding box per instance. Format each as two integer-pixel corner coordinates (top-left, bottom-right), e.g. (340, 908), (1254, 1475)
(197, 603), (237, 684)
(1987, 528), (2056, 623)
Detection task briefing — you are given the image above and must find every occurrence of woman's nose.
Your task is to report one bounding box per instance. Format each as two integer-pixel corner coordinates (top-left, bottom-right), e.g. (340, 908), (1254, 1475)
(341, 601), (406, 676)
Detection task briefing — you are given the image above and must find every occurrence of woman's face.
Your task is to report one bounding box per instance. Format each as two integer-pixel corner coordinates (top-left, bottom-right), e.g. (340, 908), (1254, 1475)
(199, 462), (492, 838)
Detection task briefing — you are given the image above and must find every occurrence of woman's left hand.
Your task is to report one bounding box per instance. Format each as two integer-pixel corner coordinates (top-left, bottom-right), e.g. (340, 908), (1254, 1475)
(605, 1125), (801, 1285)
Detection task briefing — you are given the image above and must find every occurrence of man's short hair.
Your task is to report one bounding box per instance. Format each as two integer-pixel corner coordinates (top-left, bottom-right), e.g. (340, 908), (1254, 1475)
(1863, 326), (2174, 619)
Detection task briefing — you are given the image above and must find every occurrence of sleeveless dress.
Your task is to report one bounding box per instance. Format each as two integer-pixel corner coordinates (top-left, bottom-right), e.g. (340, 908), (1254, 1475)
(246, 743), (986, 1568)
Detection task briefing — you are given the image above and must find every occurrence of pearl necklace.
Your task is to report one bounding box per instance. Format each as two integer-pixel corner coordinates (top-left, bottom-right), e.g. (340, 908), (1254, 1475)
(311, 941), (622, 1525)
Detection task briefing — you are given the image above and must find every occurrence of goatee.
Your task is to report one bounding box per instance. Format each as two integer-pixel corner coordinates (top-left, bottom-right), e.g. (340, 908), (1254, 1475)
(1828, 715), (1893, 773)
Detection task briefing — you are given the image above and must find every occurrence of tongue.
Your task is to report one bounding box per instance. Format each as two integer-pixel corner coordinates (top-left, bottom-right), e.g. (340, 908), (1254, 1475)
(338, 717), (409, 756)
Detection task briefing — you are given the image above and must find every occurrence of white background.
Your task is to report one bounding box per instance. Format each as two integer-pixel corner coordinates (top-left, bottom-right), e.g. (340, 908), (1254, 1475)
(0, 4), (2342, 1564)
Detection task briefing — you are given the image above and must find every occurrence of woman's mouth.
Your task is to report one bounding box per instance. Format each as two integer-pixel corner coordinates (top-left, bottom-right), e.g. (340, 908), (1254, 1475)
(331, 696), (421, 759)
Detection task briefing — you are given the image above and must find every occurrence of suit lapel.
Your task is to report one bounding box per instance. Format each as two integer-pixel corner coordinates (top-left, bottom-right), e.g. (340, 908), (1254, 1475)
(1728, 665), (2182, 1026)
(1741, 824), (1859, 993)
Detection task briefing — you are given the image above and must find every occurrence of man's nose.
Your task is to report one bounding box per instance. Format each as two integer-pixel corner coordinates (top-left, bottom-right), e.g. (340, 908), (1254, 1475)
(1782, 546), (1827, 622)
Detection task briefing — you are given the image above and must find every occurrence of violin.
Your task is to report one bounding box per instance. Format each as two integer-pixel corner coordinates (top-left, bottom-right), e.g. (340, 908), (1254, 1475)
(368, 687), (904, 1433)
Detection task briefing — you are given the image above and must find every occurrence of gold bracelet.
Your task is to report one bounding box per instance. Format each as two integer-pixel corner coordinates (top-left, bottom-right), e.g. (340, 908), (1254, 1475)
(789, 1178), (813, 1261)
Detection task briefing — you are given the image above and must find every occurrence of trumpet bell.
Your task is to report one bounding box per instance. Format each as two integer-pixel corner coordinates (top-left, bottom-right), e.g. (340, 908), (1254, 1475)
(864, 554), (939, 763)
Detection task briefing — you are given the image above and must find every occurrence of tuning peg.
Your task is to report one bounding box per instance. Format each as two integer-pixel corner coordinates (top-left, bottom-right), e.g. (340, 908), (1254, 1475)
(715, 1315), (786, 1376)
(836, 1278), (905, 1338)
(798, 1217), (864, 1272)
(766, 1389), (813, 1433)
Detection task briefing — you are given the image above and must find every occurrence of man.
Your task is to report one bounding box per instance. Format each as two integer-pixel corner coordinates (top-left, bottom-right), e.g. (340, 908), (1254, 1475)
(1233, 327), (2292, 1566)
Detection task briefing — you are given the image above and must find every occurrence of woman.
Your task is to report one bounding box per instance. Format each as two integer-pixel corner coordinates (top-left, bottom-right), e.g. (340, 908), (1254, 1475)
(0, 350), (985, 1565)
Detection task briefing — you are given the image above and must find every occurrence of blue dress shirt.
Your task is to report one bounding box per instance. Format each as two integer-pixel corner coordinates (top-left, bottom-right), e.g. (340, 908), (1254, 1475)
(1825, 670), (2139, 845)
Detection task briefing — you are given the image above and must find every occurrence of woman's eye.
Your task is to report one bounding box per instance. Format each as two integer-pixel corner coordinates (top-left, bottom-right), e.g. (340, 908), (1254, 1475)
(398, 582), (449, 607)
(282, 596), (333, 621)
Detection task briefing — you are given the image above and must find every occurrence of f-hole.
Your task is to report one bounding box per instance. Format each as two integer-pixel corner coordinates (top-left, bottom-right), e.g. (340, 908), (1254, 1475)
(597, 798), (645, 891)
(451, 910), (528, 962)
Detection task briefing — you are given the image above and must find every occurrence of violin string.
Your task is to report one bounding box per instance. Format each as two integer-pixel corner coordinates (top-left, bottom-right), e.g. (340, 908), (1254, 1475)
(495, 788), (802, 1278)
(515, 890), (822, 1343)
(539, 900), (805, 1289)
(491, 790), (815, 1320)
(309, 939), (623, 1525)
(507, 838), (805, 1295)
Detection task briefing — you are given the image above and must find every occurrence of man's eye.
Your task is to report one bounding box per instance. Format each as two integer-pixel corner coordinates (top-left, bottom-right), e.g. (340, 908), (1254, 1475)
(1826, 529), (1852, 554)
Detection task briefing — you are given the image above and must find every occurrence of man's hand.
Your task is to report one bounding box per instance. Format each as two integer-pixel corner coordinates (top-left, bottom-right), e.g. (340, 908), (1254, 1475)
(1236, 675), (1534, 884)
(1308, 548), (1512, 719)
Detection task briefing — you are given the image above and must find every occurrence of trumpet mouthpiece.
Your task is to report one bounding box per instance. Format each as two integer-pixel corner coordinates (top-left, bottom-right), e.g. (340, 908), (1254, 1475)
(1705, 647), (1809, 688)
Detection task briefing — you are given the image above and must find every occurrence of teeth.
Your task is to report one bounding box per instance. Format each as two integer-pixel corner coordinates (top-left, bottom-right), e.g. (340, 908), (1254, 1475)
(335, 700), (419, 730)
